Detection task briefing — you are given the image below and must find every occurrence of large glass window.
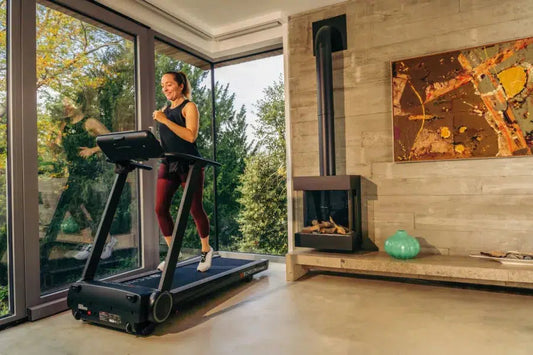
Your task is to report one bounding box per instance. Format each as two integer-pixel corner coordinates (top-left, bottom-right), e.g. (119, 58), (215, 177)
(154, 40), (213, 261)
(37, 3), (138, 294)
(214, 54), (287, 255)
(0, 0), (8, 317)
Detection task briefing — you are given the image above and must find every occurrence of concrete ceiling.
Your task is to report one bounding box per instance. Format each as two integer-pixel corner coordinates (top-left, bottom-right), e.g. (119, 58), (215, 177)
(98, 0), (345, 60)
(139, 0), (345, 37)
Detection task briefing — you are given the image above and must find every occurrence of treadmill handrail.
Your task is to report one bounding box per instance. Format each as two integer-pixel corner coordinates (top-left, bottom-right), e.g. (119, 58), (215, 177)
(163, 152), (221, 167)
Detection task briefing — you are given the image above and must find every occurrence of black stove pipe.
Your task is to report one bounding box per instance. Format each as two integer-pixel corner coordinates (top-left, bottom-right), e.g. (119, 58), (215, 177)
(315, 25), (336, 177)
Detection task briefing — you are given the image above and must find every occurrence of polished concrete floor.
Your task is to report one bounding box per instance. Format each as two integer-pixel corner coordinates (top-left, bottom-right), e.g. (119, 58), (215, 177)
(1, 262), (533, 355)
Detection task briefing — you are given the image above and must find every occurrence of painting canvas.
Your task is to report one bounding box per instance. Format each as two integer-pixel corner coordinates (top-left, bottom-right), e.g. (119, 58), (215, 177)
(392, 37), (533, 162)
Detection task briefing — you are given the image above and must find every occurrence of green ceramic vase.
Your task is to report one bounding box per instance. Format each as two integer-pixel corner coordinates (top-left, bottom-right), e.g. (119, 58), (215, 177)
(384, 230), (420, 259)
(61, 216), (80, 234)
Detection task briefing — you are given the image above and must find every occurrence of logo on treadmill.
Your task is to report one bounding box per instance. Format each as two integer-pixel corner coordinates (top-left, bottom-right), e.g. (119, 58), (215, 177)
(124, 273), (160, 284)
(242, 265), (267, 278)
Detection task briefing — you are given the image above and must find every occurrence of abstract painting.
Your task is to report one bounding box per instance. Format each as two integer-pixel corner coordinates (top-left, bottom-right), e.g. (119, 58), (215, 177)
(392, 37), (533, 162)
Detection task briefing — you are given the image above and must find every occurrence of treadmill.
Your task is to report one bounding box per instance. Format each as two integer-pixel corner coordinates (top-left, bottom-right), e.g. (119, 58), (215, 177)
(67, 130), (269, 335)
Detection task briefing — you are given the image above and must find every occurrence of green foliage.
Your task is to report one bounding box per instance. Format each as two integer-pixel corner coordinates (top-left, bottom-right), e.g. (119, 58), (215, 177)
(0, 173), (5, 224)
(236, 77), (287, 255)
(0, 285), (8, 316)
(97, 41), (136, 132)
(0, 123), (6, 170)
(0, 222), (7, 315)
(0, 0), (8, 128)
(0, 3), (8, 242)
(0, 223), (6, 287)
(253, 76), (286, 158)
(35, 4), (123, 93)
(215, 89), (251, 249)
(237, 153), (287, 255)
(0, 223), (5, 255)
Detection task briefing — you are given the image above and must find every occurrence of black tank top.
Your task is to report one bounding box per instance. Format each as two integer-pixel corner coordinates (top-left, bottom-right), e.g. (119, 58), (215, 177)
(159, 99), (201, 158)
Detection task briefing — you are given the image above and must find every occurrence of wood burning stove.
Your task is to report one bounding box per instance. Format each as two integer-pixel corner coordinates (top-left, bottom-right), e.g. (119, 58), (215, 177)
(294, 175), (375, 252)
(292, 14), (376, 252)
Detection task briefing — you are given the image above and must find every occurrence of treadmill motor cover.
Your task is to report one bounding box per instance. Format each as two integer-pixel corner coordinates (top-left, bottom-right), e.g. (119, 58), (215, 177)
(68, 280), (156, 330)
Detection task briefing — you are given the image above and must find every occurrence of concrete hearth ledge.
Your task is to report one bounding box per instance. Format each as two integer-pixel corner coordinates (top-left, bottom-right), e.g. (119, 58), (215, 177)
(286, 250), (533, 289)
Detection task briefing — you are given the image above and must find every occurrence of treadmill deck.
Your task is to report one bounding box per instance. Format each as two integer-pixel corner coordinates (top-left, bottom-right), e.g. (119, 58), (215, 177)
(124, 256), (266, 291)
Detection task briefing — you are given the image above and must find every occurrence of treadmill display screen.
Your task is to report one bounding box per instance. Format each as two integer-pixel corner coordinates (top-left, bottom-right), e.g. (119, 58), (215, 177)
(96, 130), (163, 162)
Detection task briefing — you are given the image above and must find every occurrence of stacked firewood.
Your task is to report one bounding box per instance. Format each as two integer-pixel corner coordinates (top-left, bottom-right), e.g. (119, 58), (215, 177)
(301, 217), (350, 235)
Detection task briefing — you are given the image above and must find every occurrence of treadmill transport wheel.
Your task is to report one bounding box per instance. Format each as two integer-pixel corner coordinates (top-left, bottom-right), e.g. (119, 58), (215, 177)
(150, 291), (173, 324)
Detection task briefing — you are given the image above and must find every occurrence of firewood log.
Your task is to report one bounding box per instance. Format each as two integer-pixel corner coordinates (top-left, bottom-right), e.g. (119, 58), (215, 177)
(336, 227), (348, 235)
(321, 227), (336, 234)
(302, 224), (320, 233)
(329, 217), (347, 234)
(318, 221), (332, 228)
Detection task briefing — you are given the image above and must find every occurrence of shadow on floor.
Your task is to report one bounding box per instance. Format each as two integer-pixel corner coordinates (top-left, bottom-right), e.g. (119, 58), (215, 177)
(153, 270), (294, 336)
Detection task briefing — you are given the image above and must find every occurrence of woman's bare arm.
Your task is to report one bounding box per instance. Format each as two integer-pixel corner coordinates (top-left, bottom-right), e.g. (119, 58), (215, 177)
(153, 102), (199, 143)
(78, 117), (110, 158)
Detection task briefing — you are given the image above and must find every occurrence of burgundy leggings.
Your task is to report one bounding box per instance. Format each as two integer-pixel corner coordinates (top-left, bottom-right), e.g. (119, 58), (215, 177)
(155, 163), (209, 238)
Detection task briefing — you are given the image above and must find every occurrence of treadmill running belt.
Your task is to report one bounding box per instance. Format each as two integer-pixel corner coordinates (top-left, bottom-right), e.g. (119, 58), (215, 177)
(125, 257), (253, 289)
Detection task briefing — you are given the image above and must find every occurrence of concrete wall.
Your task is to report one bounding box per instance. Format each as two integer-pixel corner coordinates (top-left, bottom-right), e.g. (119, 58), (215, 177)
(288, 0), (533, 255)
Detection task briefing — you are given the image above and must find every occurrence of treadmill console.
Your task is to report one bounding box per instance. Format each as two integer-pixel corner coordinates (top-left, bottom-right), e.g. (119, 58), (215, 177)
(96, 130), (163, 162)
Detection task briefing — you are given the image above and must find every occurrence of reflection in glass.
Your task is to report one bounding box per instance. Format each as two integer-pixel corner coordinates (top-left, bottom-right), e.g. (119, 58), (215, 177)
(154, 40), (213, 261)
(0, 0), (8, 317)
(37, 3), (138, 294)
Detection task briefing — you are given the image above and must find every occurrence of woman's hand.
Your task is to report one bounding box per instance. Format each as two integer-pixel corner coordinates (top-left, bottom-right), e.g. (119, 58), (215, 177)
(78, 146), (99, 158)
(153, 110), (168, 125)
